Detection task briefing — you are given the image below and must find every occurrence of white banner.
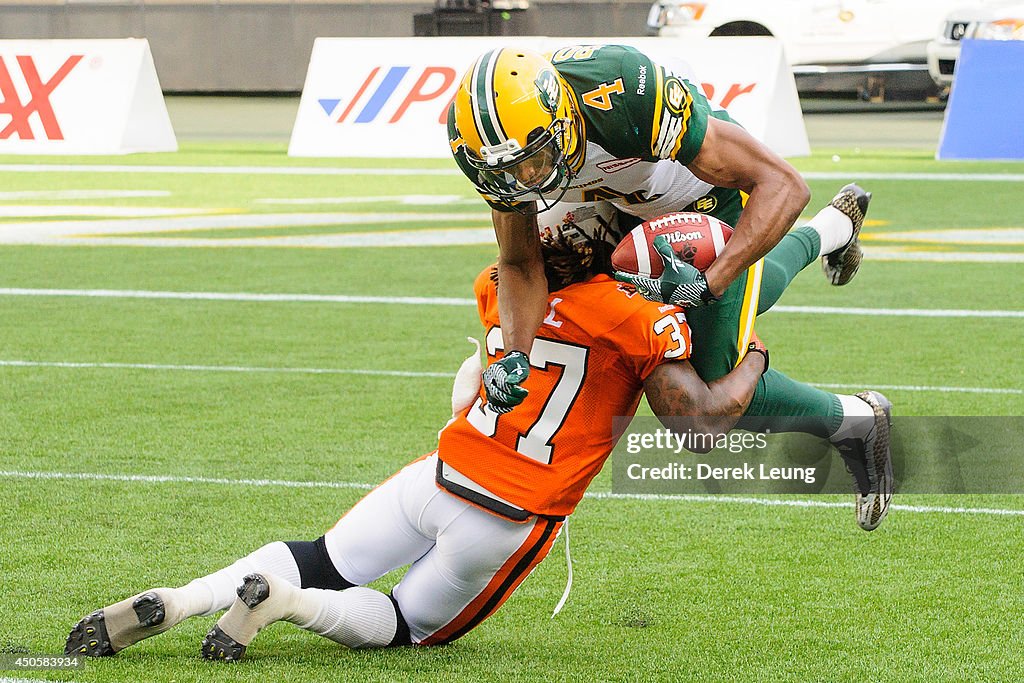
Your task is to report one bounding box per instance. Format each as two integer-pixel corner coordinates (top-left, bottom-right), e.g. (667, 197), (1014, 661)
(0, 39), (177, 154)
(289, 36), (809, 159)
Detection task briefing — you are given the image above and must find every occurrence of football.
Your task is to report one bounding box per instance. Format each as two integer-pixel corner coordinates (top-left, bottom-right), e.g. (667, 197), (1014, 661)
(611, 212), (734, 278)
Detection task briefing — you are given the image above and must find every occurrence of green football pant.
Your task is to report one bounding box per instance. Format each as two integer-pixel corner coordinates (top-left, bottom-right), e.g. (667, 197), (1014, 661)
(686, 226), (843, 438)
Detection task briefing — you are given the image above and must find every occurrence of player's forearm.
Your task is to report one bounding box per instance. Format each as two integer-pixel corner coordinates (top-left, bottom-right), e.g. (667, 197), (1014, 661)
(703, 174), (809, 295)
(644, 353), (764, 449)
(704, 350), (765, 419)
(645, 352), (762, 421)
(492, 208), (548, 354)
(688, 117), (811, 296)
(496, 258), (548, 353)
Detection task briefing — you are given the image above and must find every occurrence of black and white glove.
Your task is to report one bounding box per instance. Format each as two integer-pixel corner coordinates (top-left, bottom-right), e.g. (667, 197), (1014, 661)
(482, 350), (530, 414)
(614, 235), (719, 308)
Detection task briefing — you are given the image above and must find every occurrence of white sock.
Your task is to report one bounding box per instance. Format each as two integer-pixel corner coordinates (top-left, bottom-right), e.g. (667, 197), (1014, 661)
(293, 587), (398, 649)
(175, 541), (302, 617)
(830, 394), (876, 442)
(805, 205), (854, 256)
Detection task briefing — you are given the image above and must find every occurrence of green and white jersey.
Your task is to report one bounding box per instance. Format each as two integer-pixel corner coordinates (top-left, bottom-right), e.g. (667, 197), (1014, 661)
(449, 44), (740, 222)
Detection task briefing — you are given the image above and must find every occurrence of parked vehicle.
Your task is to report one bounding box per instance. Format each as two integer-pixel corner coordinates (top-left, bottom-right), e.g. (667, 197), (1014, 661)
(646, 1), (977, 66)
(927, 1), (1024, 87)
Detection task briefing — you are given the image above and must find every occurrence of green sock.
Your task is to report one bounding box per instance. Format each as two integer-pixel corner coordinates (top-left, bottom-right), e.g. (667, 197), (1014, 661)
(758, 226), (820, 314)
(742, 368), (843, 438)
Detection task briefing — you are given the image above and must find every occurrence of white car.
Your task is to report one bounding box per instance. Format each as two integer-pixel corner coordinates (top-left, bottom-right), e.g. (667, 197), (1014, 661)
(646, 0), (983, 67)
(926, 1), (1024, 87)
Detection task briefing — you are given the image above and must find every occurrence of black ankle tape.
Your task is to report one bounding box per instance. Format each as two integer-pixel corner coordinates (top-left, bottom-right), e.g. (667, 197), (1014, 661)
(284, 537), (355, 590)
(387, 593), (413, 647)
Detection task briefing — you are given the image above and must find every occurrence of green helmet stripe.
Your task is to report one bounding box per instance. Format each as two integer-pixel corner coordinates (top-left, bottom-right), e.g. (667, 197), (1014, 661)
(473, 49), (506, 148)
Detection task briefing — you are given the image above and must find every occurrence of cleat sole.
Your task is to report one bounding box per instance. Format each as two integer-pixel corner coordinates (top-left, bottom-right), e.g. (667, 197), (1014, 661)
(201, 624), (246, 662)
(132, 592), (167, 628)
(65, 610), (116, 657)
(237, 574), (271, 609)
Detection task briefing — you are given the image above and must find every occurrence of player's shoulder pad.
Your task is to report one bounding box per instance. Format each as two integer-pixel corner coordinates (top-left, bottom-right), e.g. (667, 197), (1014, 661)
(552, 45), (656, 157)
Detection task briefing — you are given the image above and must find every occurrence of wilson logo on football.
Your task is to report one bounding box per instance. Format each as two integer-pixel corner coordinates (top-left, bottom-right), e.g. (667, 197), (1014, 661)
(0, 54), (83, 141)
(663, 230), (704, 243)
(317, 66), (458, 126)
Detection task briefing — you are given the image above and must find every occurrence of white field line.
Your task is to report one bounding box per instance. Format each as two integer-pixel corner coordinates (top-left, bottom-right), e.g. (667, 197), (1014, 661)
(0, 212), (489, 239)
(862, 248), (1024, 264)
(0, 205), (210, 218)
(770, 304), (1024, 319)
(1, 359), (1019, 396)
(0, 164), (463, 177)
(33, 230), (496, 249)
(2, 469), (1022, 517)
(0, 189), (169, 200)
(0, 164), (1023, 182)
(810, 382), (1022, 395)
(0, 469), (373, 491)
(863, 228), (1024, 245)
(2, 287), (1022, 319)
(0, 288), (477, 306)
(0, 360), (451, 378)
(255, 195), (474, 206)
(1, 678), (80, 683)
(802, 171), (1024, 182)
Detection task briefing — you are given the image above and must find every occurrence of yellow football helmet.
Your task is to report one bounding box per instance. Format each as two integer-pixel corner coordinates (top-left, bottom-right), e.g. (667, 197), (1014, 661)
(452, 48), (580, 211)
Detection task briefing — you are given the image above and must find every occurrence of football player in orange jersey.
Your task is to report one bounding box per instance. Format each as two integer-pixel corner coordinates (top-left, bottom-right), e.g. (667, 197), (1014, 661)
(65, 232), (768, 660)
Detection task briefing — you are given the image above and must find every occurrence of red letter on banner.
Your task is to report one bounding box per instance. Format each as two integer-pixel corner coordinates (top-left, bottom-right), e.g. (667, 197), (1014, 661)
(389, 67), (456, 123)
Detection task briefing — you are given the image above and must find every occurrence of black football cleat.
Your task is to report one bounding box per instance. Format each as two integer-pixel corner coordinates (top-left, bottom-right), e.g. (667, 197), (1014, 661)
(833, 390), (894, 531)
(822, 183), (872, 286)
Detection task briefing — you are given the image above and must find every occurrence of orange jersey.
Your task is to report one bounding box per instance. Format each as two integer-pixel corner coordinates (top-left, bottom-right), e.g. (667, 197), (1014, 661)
(437, 267), (692, 517)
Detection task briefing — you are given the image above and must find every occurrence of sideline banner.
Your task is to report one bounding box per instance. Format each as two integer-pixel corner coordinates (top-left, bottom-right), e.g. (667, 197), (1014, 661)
(0, 39), (177, 154)
(937, 39), (1024, 161)
(289, 37), (809, 158)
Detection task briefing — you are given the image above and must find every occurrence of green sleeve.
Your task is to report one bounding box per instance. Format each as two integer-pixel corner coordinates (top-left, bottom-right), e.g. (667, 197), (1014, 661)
(554, 44), (712, 166)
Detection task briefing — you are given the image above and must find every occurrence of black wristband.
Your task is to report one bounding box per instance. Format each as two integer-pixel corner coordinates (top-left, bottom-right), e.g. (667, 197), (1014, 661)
(745, 343), (769, 375)
(700, 285), (719, 305)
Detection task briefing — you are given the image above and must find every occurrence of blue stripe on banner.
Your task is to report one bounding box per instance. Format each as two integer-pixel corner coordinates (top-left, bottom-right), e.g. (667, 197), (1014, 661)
(354, 66), (410, 124)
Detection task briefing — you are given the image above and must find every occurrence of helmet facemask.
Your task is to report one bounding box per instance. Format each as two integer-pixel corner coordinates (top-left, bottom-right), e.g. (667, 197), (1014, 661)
(466, 117), (575, 214)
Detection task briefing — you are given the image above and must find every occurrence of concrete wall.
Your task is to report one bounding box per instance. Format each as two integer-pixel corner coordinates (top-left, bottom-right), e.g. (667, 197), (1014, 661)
(0, 1), (652, 91)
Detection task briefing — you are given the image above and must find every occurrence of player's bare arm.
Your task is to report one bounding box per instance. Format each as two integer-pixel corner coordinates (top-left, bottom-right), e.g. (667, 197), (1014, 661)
(493, 208), (547, 355)
(643, 343), (766, 445)
(687, 116), (811, 296)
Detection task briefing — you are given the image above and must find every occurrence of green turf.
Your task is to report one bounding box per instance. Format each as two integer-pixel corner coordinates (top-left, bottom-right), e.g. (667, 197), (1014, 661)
(1, 143), (1022, 682)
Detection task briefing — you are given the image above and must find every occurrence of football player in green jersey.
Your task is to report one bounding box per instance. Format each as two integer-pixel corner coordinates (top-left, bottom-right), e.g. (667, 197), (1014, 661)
(448, 45), (891, 531)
